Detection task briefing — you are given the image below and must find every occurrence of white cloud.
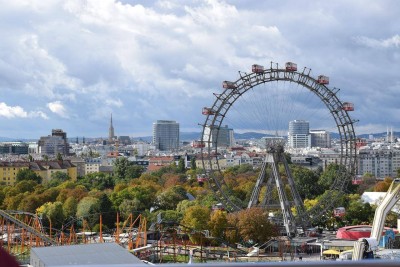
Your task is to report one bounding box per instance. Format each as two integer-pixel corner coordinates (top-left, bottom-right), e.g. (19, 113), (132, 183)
(105, 98), (123, 107)
(0, 102), (48, 119)
(0, 102), (28, 118)
(354, 34), (400, 49)
(30, 111), (49, 120)
(47, 101), (69, 118)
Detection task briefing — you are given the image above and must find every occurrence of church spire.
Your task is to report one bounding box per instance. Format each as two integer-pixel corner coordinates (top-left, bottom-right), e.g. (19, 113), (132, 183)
(109, 113), (115, 143)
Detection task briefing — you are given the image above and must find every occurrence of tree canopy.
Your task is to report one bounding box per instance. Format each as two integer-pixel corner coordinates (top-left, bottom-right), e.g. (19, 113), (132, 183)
(16, 169), (42, 184)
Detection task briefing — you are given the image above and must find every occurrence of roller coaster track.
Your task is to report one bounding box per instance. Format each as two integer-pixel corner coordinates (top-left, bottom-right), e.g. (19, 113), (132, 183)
(0, 209), (57, 246)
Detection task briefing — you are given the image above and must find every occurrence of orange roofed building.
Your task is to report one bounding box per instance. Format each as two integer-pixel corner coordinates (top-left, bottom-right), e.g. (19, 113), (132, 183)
(147, 156), (175, 172)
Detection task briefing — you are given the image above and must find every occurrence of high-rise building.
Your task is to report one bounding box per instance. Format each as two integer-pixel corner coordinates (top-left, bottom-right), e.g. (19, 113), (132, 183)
(310, 130), (331, 148)
(38, 129), (70, 156)
(288, 120), (311, 148)
(109, 114), (115, 143)
(211, 125), (234, 147)
(152, 120), (180, 151)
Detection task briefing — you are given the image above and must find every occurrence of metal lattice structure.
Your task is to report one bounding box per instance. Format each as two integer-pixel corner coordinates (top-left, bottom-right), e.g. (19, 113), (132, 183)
(200, 62), (357, 226)
(247, 143), (309, 236)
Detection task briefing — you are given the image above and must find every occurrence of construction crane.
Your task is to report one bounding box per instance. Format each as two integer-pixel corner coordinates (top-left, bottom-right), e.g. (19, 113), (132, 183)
(352, 181), (400, 260)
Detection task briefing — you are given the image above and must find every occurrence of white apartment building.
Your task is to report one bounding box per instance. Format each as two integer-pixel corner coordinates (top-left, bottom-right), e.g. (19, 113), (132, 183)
(357, 145), (400, 179)
(225, 153), (253, 167)
(85, 158), (101, 175)
(131, 142), (153, 156)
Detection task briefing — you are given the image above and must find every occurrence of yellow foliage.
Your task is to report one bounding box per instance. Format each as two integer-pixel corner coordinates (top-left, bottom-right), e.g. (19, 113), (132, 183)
(304, 198), (318, 211)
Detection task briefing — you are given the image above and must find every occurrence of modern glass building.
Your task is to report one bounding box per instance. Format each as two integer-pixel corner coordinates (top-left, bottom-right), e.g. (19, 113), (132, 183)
(0, 142), (29, 155)
(288, 120), (311, 148)
(152, 120), (180, 151)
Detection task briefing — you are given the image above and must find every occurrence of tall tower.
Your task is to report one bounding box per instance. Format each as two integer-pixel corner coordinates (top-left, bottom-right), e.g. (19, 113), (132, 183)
(109, 113), (115, 143)
(152, 120), (179, 151)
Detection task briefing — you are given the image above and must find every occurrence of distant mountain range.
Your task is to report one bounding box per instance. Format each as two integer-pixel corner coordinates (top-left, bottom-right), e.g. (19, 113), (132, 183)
(0, 131), (396, 143)
(0, 137), (36, 142)
(133, 131), (398, 142)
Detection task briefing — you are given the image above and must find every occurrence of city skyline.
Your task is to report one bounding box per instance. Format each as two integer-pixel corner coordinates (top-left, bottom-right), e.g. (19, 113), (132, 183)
(0, 0), (399, 139)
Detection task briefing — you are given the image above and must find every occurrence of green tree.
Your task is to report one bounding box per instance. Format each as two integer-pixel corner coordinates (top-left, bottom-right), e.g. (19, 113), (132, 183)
(181, 205), (210, 231)
(37, 201), (65, 229)
(0, 189), (5, 207)
(208, 210), (228, 240)
(17, 194), (41, 213)
(176, 199), (196, 214)
(318, 164), (340, 190)
(76, 196), (101, 227)
(111, 185), (156, 212)
(16, 169), (42, 184)
(98, 193), (115, 228)
(46, 171), (70, 187)
(292, 166), (322, 199)
(79, 172), (114, 190)
(190, 157), (197, 170)
(113, 157), (130, 180)
(56, 152), (63, 161)
(345, 198), (374, 225)
(163, 210), (182, 223)
(63, 196), (78, 219)
(3, 194), (24, 210)
(14, 180), (38, 194)
(156, 186), (188, 210)
(125, 165), (145, 180)
(229, 207), (278, 244)
(177, 158), (186, 173)
(119, 199), (142, 219)
(318, 164), (357, 193)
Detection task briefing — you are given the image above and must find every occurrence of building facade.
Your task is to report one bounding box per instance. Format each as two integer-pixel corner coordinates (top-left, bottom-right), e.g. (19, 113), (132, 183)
(310, 130), (331, 148)
(0, 162), (29, 185)
(203, 125), (235, 148)
(288, 120), (311, 149)
(38, 129), (70, 156)
(357, 146), (400, 179)
(152, 120), (179, 151)
(0, 160), (77, 185)
(84, 158), (102, 175)
(0, 142), (29, 155)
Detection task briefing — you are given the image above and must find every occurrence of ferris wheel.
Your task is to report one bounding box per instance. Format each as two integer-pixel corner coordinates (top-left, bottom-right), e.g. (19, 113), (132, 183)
(199, 62), (357, 234)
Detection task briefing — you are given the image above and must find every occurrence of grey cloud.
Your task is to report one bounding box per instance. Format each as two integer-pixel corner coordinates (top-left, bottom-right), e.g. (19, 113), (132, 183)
(0, 0), (399, 138)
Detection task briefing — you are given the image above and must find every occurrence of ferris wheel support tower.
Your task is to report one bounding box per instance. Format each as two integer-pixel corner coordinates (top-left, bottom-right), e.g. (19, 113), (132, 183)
(247, 143), (309, 236)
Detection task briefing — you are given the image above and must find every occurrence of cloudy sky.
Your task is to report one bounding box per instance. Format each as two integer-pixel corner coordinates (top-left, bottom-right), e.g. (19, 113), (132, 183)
(0, 0), (399, 139)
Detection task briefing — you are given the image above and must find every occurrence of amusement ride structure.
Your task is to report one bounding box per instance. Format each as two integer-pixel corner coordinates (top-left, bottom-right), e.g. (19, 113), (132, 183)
(200, 62), (357, 236)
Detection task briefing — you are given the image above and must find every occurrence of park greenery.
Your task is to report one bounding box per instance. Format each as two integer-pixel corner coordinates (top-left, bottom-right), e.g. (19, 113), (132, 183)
(0, 158), (398, 246)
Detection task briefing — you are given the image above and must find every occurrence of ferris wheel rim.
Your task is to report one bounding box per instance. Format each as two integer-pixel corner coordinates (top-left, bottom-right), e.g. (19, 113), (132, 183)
(200, 62), (357, 219)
